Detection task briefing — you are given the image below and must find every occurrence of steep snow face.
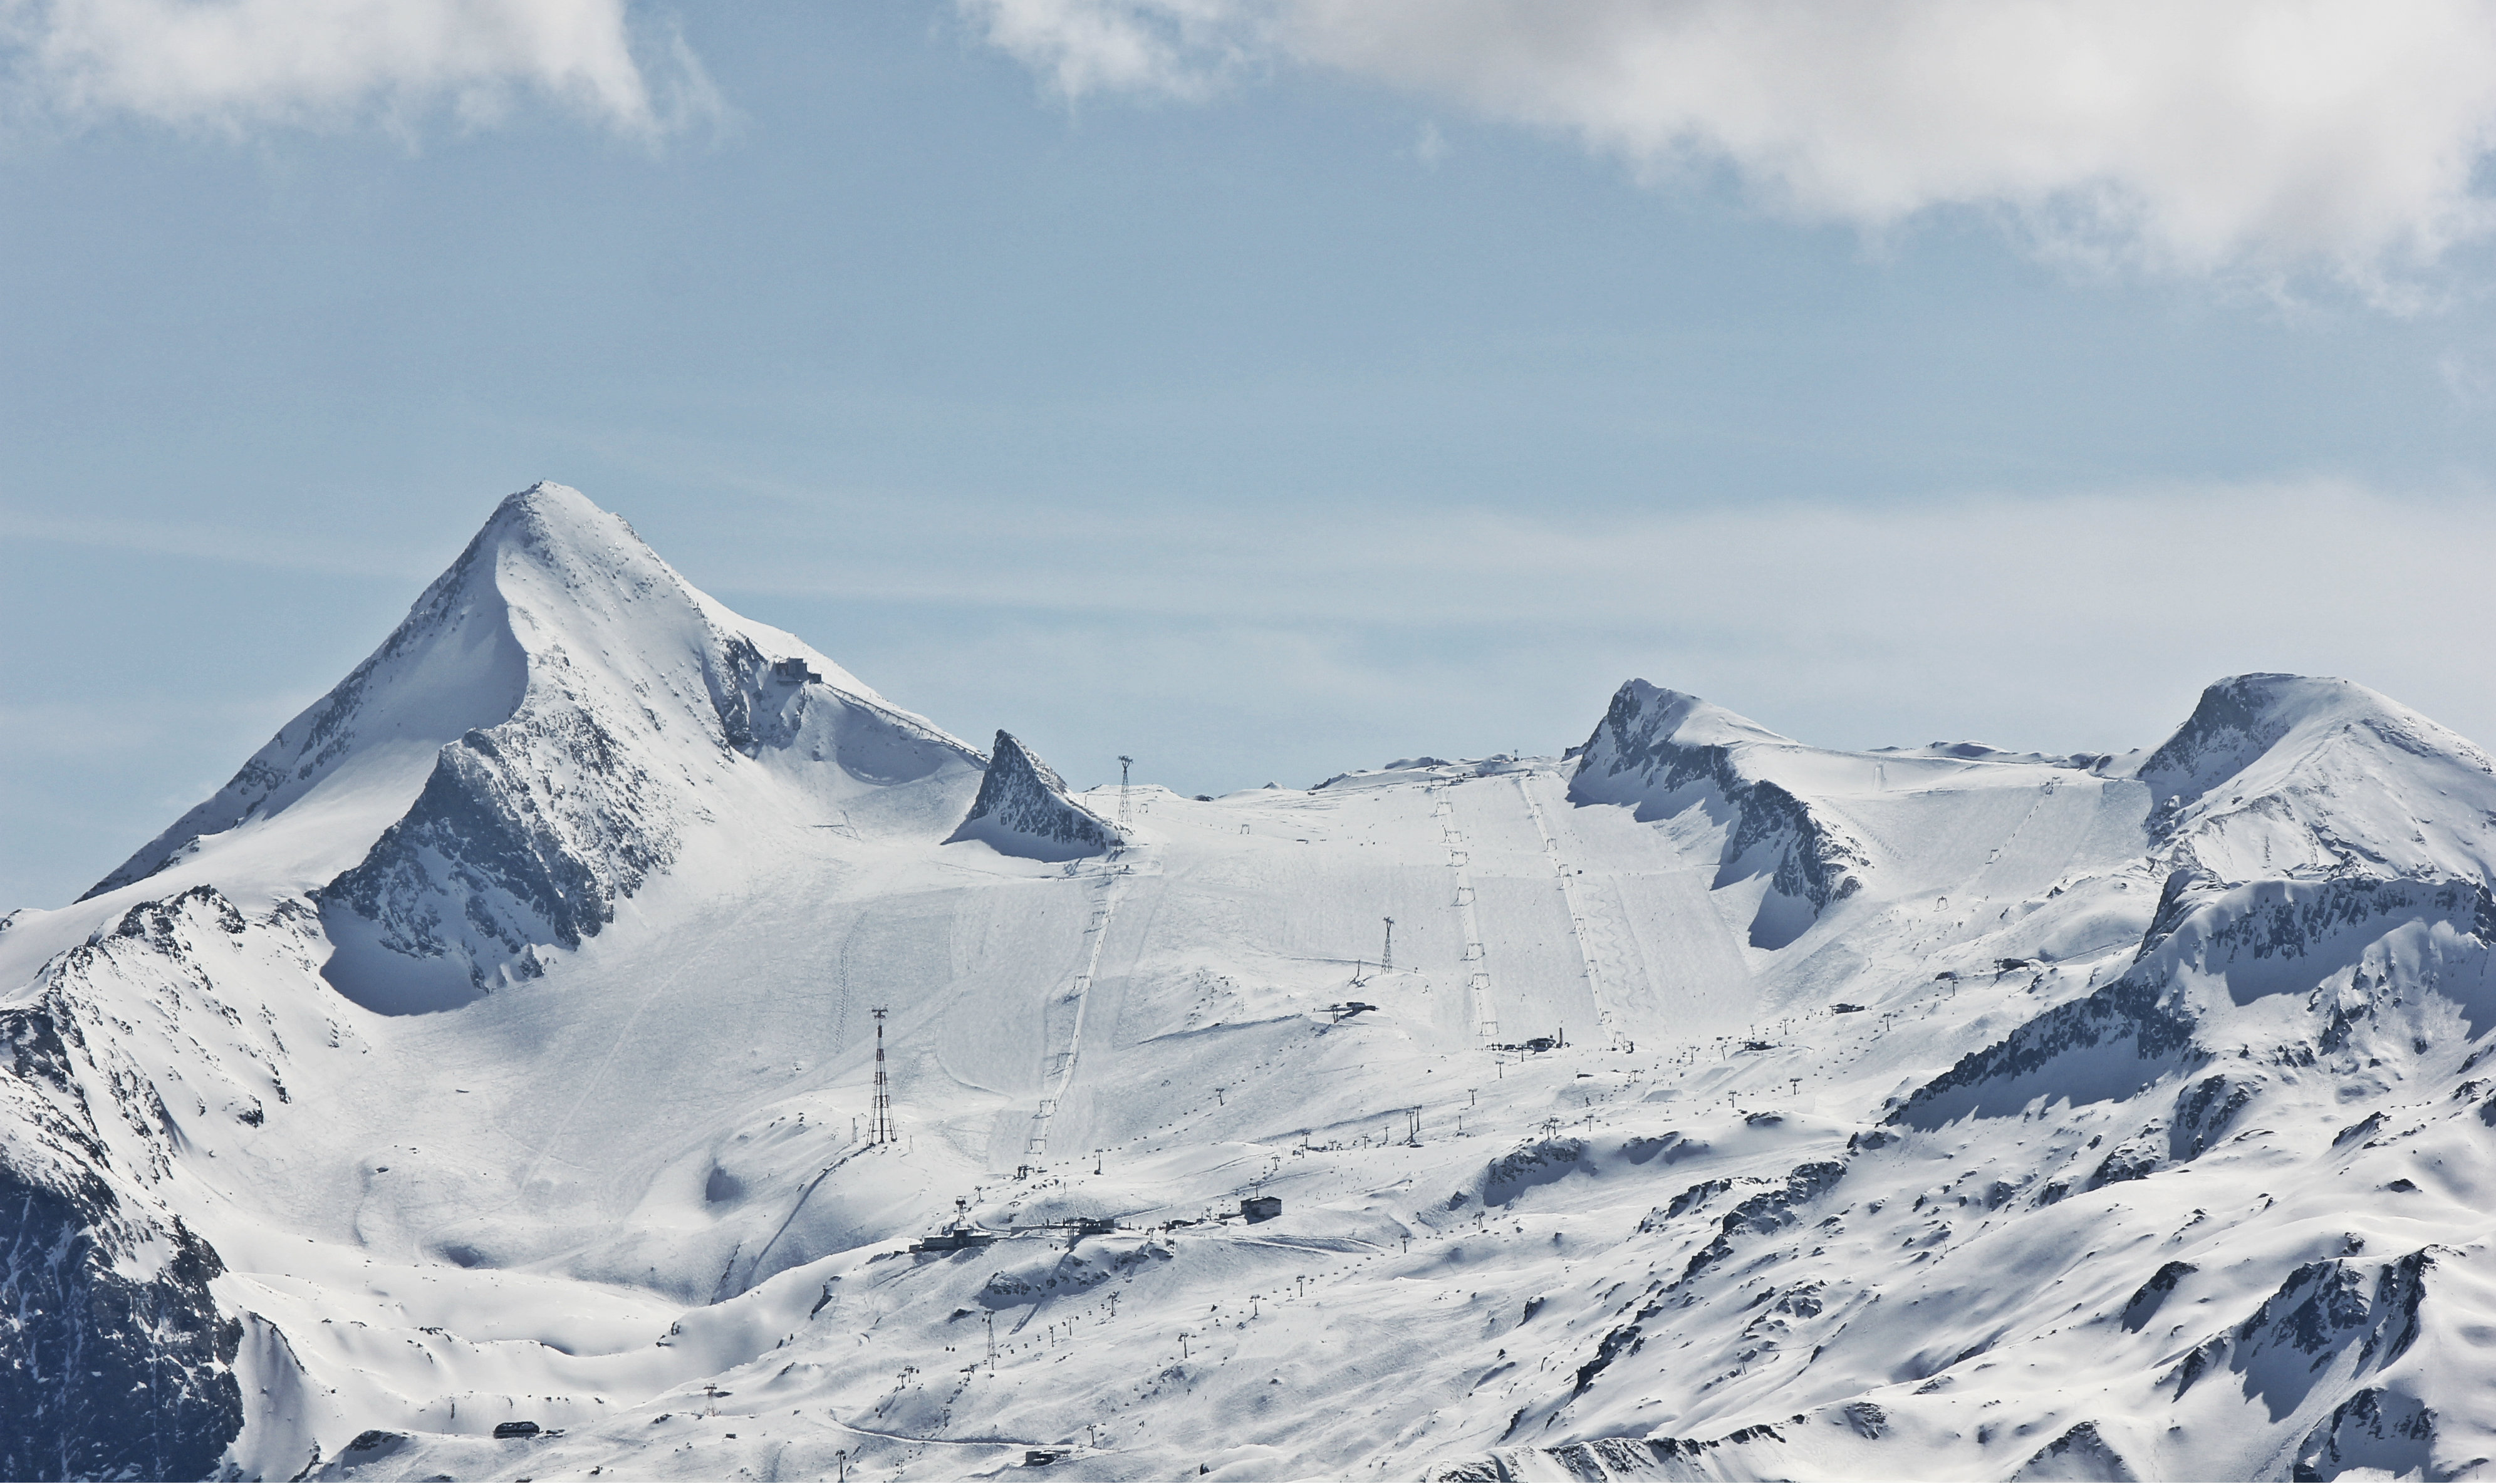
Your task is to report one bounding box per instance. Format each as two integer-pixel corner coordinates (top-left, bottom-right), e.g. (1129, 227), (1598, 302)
(313, 484), (982, 1007)
(77, 483), (982, 1011)
(83, 519), (532, 905)
(946, 730), (1121, 860)
(2140, 673), (2496, 885)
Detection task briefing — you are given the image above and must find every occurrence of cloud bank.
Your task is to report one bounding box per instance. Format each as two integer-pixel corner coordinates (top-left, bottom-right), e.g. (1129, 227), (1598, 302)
(967, 0), (2496, 285)
(0, 0), (702, 133)
(695, 473), (2496, 777)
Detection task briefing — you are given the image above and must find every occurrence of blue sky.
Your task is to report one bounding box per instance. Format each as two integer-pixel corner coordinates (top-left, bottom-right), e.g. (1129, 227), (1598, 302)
(9, 1), (2496, 910)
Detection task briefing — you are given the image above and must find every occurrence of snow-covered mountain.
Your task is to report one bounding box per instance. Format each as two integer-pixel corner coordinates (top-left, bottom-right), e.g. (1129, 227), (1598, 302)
(8, 484), (2496, 1481)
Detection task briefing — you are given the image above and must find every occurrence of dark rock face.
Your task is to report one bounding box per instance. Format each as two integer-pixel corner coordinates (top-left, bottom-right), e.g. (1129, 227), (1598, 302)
(1, 997), (242, 1481)
(2087, 1129), (2166, 1190)
(2010, 1420), (2138, 1482)
(2168, 1248), (2438, 1424)
(2122, 1260), (2198, 1331)
(1483, 1138), (1589, 1206)
(0, 1176), (241, 1482)
(1428, 1426), (1792, 1481)
(945, 731), (1121, 861)
(2292, 1387), (2438, 1482)
(321, 708), (672, 994)
(2170, 1074), (2260, 1159)
(1680, 1160), (1846, 1279)
(1895, 973), (2200, 1129)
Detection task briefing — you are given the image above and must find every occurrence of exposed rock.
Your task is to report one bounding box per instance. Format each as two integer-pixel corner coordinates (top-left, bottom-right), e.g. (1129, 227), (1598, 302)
(2010, 1420), (2138, 1482)
(2120, 1260), (2197, 1331)
(2291, 1387), (2436, 1482)
(0, 995), (242, 1481)
(945, 731), (1121, 861)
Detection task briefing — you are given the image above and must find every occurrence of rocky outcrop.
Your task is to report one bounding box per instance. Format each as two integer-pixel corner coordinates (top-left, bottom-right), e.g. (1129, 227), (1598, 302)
(0, 1170), (241, 1481)
(1, 984), (242, 1480)
(945, 731), (1121, 861)
(1894, 971), (2199, 1129)
(2291, 1387), (2438, 1482)
(2010, 1421), (2138, 1482)
(319, 705), (672, 999)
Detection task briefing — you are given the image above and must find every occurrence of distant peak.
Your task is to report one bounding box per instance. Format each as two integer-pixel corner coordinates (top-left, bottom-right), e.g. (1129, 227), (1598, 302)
(2140, 673), (2482, 807)
(2138, 672), (2496, 884)
(497, 479), (602, 519)
(471, 480), (643, 563)
(1603, 679), (1793, 750)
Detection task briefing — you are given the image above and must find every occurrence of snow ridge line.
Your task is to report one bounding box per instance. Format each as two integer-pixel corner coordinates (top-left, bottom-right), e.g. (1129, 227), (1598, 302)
(1437, 787), (1499, 1049)
(1025, 851), (1137, 1157)
(1516, 771), (1620, 1051)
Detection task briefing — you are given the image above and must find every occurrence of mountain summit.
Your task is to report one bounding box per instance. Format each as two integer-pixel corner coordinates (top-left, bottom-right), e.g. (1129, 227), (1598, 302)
(90, 483), (982, 1010)
(2138, 672), (2496, 883)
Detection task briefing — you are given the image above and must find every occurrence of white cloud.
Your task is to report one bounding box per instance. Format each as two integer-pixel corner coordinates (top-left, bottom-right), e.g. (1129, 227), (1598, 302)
(0, 0), (708, 133)
(970, 0), (1249, 100)
(962, 0), (2496, 287)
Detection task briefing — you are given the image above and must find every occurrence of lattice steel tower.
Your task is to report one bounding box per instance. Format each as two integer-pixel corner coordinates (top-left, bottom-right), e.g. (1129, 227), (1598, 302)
(1118, 755), (1135, 824)
(869, 1007), (894, 1144)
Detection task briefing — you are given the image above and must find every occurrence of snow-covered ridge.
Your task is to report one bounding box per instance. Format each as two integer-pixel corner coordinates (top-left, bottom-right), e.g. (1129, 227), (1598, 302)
(85, 483), (984, 1007)
(2140, 672), (2496, 885)
(1568, 679), (1871, 947)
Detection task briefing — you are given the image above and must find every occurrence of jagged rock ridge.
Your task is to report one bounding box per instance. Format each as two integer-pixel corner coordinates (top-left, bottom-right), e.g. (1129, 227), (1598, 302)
(945, 730), (1122, 860)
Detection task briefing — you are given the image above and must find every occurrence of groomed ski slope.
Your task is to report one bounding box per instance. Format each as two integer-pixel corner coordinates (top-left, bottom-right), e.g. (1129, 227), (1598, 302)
(9, 485), (2496, 1482)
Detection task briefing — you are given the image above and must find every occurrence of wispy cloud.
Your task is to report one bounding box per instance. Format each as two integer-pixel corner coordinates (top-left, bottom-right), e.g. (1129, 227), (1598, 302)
(0, 0), (714, 135)
(0, 506), (441, 578)
(964, 0), (2496, 293)
(705, 474), (2496, 764)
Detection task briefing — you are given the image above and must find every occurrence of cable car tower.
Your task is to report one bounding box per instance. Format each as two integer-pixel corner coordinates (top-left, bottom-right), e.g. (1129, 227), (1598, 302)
(1118, 755), (1135, 824)
(869, 1007), (894, 1144)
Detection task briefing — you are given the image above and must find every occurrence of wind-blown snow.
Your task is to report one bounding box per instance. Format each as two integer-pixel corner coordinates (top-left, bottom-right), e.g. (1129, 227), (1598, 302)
(9, 488), (2496, 1483)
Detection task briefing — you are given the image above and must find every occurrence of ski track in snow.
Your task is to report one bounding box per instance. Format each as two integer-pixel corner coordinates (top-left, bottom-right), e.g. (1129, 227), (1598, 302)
(1440, 784), (1501, 1049)
(1029, 854), (1141, 1159)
